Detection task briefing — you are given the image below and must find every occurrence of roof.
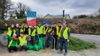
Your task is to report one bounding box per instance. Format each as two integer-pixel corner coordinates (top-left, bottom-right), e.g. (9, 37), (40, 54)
(49, 14), (69, 18)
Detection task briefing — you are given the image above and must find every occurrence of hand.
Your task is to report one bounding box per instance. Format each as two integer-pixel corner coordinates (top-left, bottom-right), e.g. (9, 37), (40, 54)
(4, 31), (7, 35)
(26, 35), (29, 37)
(58, 37), (59, 40)
(67, 39), (69, 42)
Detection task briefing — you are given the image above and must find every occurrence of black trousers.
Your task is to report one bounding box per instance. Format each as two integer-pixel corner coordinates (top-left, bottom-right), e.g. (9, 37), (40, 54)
(38, 34), (43, 38)
(53, 35), (58, 49)
(31, 36), (35, 45)
(8, 46), (17, 52)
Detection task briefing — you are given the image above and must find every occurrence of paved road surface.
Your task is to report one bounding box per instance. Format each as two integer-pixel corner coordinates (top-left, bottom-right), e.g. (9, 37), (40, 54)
(0, 33), (100, 56)
(71, 33), (100, 45)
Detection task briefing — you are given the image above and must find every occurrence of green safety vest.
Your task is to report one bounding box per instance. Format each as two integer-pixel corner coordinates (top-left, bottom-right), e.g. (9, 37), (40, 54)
(20, 28), (25, 32)
(56, 26), (63, 37)
(7, 27), (16, 38)
(37, 26), (43, 34)
(43, 27), (48, 35)
(59, 27), (70, 39)
(19, 36), (27, 46)
(8, 40), (17, 48)
(28, 28), (36, 36)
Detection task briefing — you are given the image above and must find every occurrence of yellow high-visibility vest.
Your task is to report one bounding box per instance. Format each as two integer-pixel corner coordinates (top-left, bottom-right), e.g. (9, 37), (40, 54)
(48, 29), (54, 35)
(59, 27), (70, 39)
(56, 26), (63, 37)
(8, 40), (17, 48)
(7, 27), (16, 38)
(37, 26), (43, 34)
(20, 28), (25, 32)
(22, 24), (26, 28)
(28, 28), (31, 35)
(28, 28), (36, 36)
(19, 36), (27, 46)
(43, 27), (48, 35)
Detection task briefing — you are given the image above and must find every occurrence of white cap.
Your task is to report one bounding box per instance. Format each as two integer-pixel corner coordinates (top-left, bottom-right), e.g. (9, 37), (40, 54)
(13, 34), (16, 36)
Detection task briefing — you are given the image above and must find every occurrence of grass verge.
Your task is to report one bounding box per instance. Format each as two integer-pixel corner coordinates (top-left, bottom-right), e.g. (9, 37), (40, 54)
(60, 36), (96, 50)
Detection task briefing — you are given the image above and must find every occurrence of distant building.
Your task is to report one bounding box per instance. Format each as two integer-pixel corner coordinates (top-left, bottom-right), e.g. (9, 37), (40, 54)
(44, 14), (71, 19)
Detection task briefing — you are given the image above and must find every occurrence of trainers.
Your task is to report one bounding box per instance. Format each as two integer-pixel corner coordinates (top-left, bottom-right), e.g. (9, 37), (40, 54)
(52, 47), (54, 49)
(8, 51), (11, 53)
(64, 52), (67, 56)
(57, 51), (63, 54)
(56, 48), (58, 50)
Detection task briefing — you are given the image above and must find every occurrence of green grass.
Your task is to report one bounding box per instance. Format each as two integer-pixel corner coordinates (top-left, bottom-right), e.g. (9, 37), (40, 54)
(34, 36), (96, 50)
(92, 19), (100, 21)
(59, 36), (96, 50)
(87, 23), (94, 26)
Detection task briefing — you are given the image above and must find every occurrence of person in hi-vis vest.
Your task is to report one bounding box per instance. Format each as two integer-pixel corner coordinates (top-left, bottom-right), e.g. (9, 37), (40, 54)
(0, 24), (16, 51)
(58, 22), (70, 56)
(52, 23), (59, 50)
(13, 32), (29, 51)
(36, 23), (43, 38)
(43, 23), (48, 37)
(44, 25), (54, 49)
(28, 26), (36, 45)
(20, 25), (25, 33)
(22, 21), (26, 28)
(4, 32), (18, 53)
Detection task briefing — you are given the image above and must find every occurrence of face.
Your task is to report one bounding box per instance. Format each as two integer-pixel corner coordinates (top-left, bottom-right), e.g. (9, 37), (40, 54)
(23, 23), (25, 25)
(21, 25), (23, 28)
(16, 24), (19, 27)
(54, 24), (56, 27)
(11, 24), (14, 28)
(63, 23), (66, 27)
(32, 26), (34, 29)
(58, 23), (61, 26)
(45, 23), (48, 26)
(38, 24), (41, 26)
(20, 34), (24, 37)
(13, 35), (16, 38)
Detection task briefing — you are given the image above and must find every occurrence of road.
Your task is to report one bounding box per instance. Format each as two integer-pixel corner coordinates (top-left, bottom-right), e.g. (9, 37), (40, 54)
(0, 33), (100, 56)
(71, 33), (100, 45)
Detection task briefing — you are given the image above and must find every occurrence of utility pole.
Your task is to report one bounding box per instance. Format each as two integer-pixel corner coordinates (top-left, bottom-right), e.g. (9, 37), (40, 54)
(63, 10), (65, 23)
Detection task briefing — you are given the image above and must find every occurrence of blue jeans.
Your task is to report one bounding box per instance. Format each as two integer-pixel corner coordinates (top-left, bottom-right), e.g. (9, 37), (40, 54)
(60, 38), (68, 52)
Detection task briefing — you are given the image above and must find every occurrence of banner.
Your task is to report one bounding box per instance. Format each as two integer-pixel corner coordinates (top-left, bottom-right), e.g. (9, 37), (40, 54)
(27, 11), (36, 26)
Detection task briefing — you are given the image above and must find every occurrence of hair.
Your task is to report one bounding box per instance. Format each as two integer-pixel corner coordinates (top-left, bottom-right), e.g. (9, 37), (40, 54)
(66, 22), (67, 25)
(58, 22), (61, 24)
(23, 21), (26, 23)
(32, 26), (34, 28)
(38, 23), (41, 24)
(20, 32), (24, 34)
(53, 23), (56, 24)
(48, 25), (51, 28)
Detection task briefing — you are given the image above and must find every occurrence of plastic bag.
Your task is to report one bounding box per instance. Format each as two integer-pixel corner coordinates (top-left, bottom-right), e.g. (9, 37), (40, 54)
(38, 39), (43, 48)
(33, 44), (40, 51)
(38, 37), (44, 49)
(27, 45), (34, 50)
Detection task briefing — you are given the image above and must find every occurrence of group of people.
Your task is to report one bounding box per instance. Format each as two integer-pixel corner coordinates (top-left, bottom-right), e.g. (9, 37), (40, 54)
(0, 21), (70, 56)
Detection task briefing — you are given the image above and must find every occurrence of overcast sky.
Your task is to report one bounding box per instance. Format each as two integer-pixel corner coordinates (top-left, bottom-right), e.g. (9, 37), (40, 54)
(11, 0), (100, 18)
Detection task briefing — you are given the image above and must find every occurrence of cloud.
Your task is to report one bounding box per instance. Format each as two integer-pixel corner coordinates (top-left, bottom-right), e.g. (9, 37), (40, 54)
(11, 0), (100, 18)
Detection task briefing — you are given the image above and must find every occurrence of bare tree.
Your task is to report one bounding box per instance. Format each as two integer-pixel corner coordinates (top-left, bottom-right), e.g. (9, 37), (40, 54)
(15, 2), (31, 19)
(0, 0), (13, 20)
